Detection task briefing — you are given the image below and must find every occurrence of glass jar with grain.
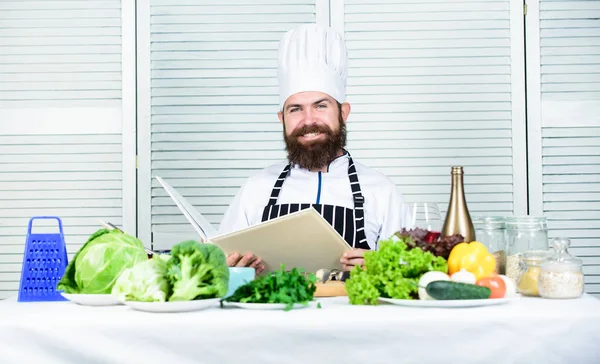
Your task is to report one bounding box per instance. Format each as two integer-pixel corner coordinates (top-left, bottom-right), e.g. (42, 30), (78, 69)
(473, 216), (507, 274)
(505, 216), (549, 284)
(538, 238), (584, 299)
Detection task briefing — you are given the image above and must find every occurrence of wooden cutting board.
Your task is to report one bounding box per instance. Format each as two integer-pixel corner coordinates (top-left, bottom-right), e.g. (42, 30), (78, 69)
(314, 281), (347, 297)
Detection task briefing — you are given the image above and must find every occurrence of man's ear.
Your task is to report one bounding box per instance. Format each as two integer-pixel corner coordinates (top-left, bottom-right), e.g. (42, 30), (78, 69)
(277, 111), (284, 125)
(341, 102), (351, 123)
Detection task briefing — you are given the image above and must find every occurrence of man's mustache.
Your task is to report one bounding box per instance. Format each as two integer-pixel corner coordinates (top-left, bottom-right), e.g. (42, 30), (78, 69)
(290, 124), (334, 138)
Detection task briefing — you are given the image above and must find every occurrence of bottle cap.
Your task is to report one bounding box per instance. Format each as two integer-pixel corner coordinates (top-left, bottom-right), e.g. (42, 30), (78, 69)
(451, 166), (464, 174)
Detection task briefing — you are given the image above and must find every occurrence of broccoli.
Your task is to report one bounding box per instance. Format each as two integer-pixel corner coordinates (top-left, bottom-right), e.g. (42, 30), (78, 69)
(165, 240), (229, 301)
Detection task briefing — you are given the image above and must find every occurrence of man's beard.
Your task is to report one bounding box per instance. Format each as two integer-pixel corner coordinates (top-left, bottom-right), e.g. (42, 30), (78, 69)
(283, 115), (347, 171)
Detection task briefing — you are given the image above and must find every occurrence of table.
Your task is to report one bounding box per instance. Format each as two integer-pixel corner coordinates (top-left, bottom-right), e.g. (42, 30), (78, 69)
(1, 295), (599, 364)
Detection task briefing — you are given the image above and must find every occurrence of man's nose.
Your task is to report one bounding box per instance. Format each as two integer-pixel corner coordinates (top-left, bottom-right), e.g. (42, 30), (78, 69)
(301, 108), (317, 124)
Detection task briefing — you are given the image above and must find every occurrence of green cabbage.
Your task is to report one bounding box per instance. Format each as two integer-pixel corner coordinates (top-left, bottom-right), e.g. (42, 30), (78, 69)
(111, 254), (171, 302)
(57, 229), (148, 294)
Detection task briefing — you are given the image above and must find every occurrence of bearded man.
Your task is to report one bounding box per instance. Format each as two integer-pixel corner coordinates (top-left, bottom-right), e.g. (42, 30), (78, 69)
(219, 24), (412, 274)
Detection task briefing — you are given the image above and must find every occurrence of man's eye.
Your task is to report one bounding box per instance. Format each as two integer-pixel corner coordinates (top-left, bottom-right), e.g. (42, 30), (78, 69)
(290, 107), (300, 112)
(317, 104), (327, 108)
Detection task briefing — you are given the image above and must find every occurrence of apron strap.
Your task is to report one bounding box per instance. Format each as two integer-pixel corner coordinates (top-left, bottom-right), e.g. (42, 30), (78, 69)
(267, 163), (292, 206)
(347, 155), (368, 248)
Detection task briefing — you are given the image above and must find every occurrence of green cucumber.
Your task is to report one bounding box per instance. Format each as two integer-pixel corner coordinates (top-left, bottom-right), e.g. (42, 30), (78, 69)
(425, 280), (491, 300)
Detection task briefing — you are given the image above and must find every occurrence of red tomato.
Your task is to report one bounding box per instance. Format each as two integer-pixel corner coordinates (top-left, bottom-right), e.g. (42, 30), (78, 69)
(476, 275), (507, 299)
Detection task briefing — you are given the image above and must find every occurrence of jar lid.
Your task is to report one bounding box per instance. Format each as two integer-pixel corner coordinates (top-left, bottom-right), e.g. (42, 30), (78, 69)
(542, 237), (583, 272)
(473, 216), (506, 229)
(506, 216), (548, 230)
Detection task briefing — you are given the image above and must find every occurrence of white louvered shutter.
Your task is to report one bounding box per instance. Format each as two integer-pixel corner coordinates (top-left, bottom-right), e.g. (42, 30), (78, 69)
(142, 1), (326, 249)
(335, 0), (527, 219)
(0, 1), (127, 299)
(529, 0), (600, 296)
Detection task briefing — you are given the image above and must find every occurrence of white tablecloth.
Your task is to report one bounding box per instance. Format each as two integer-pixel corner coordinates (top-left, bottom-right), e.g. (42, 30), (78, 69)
(1, 295), (599, 364)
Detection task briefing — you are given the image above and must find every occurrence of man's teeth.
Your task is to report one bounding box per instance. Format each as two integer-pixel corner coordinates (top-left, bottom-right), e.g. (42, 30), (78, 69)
(304, 133), (321, 137)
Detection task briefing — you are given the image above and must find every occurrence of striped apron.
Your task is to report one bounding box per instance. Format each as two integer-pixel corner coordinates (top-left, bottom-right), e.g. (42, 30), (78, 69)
(260, 154), (370, 250)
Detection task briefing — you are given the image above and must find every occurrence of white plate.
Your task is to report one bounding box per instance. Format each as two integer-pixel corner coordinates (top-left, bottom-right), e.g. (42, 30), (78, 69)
(379, 296), (516, 308)
(224, 301), (318, 310)
(61, 293), (122, 306)
(123, 298), (220, 313)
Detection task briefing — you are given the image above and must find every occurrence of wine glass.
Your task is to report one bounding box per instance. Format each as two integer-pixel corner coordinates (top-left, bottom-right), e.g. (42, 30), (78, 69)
(409, 202), (443, 241)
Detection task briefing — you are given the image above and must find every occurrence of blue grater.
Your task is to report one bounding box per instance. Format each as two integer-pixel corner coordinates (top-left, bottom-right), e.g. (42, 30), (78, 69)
(17, 216), (69, 302)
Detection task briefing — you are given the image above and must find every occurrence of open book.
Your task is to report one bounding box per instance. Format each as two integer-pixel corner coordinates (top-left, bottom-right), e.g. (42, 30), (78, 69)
(156, 176), (352, 274)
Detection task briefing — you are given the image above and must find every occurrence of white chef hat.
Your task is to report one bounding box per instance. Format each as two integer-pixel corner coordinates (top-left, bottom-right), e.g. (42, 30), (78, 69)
(277, 23), (348, 111)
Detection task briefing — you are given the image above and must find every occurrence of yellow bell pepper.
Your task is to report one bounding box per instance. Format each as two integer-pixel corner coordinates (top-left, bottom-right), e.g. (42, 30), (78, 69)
(447, 241), (496, 281)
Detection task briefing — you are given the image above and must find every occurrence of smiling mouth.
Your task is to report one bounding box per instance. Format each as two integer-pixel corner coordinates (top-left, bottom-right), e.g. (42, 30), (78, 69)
(301, 132), (322, 140)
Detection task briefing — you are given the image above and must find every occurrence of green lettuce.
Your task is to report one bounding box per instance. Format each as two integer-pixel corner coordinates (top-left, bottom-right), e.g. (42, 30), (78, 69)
(57, 229), (148, 294)
(345, 236), (448, 304)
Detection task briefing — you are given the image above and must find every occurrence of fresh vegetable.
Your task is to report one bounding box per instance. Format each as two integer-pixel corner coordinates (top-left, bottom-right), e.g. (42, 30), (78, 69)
(111, 254), (171, 302)
(396, 228), (464, 259)
(425, 280), (492, 300)
(418, 271), (450, 300)
(499, 274), (517, 297)
(166, 240), (229, 301)
(57, 229), (148, 294)
(110, 241), (230, 302)
(346, 267), (381, 305)
(476, 275), (507, 299)
(450, 269), (477, 284)
(345, 235), (448, 304)
(447, 241), (496, 281)
(222, 264), (317, 311)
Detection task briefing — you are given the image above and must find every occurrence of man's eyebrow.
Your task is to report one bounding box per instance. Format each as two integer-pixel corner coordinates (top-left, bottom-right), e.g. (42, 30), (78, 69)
(285, 98), (330, 111)
(312, 98), (330, 105)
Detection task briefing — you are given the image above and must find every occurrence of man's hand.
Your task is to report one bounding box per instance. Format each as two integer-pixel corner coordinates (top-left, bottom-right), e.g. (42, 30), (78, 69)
(340, 249), (367, 271)
(227, 252), (265, 274)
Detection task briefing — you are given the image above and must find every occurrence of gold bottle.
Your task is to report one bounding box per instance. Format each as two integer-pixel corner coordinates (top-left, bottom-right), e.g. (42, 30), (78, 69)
(441, 166), (476, 242)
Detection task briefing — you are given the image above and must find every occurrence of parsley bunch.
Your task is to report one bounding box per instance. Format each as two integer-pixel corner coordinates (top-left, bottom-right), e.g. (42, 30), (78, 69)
(346, 236), (448, 305)
(222, 265), (317, 311)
